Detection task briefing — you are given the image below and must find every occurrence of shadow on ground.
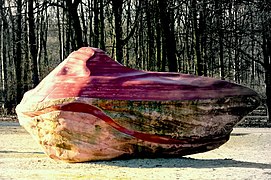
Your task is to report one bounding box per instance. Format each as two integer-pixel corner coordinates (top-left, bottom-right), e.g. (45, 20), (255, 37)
(92, 157), (271, 169)
(0, 150), (44, 154)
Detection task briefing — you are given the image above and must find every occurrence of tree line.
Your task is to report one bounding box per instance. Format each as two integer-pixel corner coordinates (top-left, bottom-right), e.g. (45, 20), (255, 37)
(0, 0), (270, 121)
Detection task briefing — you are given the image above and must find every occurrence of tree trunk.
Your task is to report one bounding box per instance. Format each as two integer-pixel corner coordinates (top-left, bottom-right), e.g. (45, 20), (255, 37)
(87, 0), (93, 46)
(99, 0), (105, 50)
(15, 0), (23, 103)
(161, 37), (167, 72)
(192, 0), (203, 76)
(24, 3), (30, 94)
(266, 68), (271, 122)
(65, 2), (71, 57)
(28, 0), (39, 87)
(125, 0), (131, 66)
(42, 5), (49, 74)
(57, 4), (64, 62)
(215, 1), (225, 80)
(158, 0), (177, 72)
(155, 0), (161, 71)
(112, 0), (124, 63)
(200, 5), (207, 77)
(93, 0), (99, 47)
(80, 2), (88, 46)
(69, 0), (83, 49)
(262, 18), (271, 122)
(1, 33), (8, 110)
(146, 1), (155, 71)
(0, 0), (7, 109)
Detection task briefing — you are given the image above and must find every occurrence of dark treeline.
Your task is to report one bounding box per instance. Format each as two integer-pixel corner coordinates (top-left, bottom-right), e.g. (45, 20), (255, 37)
(0, 0), (270, 120)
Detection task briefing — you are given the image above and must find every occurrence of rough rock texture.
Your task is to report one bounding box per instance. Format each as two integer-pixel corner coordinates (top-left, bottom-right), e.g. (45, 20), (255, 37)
(16, 47), (260, 162)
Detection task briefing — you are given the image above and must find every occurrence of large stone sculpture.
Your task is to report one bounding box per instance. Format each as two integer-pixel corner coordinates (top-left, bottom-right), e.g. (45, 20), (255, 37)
(16, 47), (260, 162)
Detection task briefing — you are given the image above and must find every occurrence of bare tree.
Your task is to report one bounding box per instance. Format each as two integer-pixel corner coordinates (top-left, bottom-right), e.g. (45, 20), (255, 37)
(28, 0), (39, 86)
(158, 0), (178, 72)
(261, 1), (271, 121)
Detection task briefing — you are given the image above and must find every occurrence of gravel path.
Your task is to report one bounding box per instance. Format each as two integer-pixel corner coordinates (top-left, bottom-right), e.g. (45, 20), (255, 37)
(0, 121), (271, 180)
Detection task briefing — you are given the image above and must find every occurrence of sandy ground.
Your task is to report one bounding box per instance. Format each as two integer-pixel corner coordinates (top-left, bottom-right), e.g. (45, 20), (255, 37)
(0, 121), (271, 180)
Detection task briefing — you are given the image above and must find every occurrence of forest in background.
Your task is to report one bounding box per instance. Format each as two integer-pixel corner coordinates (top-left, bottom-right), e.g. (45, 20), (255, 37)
(0, 0), (270, 121)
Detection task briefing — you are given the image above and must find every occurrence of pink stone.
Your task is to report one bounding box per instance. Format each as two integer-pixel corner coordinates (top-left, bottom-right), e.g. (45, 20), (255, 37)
(16, 47), (260, 162)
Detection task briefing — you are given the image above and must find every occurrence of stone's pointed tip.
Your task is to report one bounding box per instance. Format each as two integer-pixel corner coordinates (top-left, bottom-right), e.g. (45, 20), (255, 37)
(77, 47), (96, 57)
(87, 47), (106, 53)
